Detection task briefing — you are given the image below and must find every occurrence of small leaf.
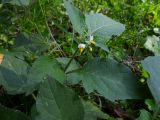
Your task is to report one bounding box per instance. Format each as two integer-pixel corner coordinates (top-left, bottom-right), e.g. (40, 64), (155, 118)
(144, 35), (160, 55)
(145, 99), (156, 111)
(142, 56), (160, 104)
(137, 109), (152, 120)
(0, 104), (29, 120)
(68, 58), (149, 101)
(64, 0), (87, 35)
(34, 76), (84, 120)
(83, 101), (109, 120)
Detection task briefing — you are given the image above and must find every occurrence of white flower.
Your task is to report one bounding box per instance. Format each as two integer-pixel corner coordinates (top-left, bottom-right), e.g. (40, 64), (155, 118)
(153, 28), (159, 34)
(78, 43), (86, 49)
(86, 35), (96, 45)
(78, 43), (86, 54)
(90, 35), (94, 41)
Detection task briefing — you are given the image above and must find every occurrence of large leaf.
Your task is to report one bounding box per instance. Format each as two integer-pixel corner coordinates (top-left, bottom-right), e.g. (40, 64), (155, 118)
(26, 56), (66, 94)
(0, 104), (29, 120)
(34, 77), (84, 120)
(64, 0), (87, 35)
(141, 56), (160, 104)
(68, 58), (148, 101)
(1, 0), (30, 6)
(0, 53), (29, 94)
(85, 13), (125, 40)
(83, 101), (109, 120)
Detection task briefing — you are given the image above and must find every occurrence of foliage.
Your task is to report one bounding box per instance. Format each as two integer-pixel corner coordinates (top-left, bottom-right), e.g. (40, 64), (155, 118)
(0, 0), (160, 120)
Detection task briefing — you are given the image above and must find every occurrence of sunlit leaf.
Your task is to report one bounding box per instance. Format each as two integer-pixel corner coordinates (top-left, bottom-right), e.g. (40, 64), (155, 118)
(85, 13), (125, 40)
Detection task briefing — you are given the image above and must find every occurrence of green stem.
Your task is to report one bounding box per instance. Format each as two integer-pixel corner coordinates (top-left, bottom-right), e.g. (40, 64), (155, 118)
(64, 49), (78, 72)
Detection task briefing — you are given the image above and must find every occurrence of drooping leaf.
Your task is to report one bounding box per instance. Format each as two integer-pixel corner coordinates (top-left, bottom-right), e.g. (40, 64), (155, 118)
(137, 109), (152, 120)
(1, 0), (30, 6)
(26, 56), (66, 94)
(83, 101), (109, 120)
(34, 76), (84, 120)
(142, 56), (160, 104)
(0, 104), (29, 120)
(68, 58), (149, 101)
(64, 0), (87, 35)
(95, 41), (109, 52)
(0, 53), (29, 94)
(85, 13), (125, 40)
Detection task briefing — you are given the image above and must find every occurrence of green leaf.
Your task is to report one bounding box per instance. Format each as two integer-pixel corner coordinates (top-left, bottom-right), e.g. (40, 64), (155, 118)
(85, 13), (125, 40)
(34, 76), (84, 120)
(137, 109), (152, 120)
(83, 101), (109, 120)
(145, 99), (156, 111)
(1, 0), (30, 6)
(26, 56), (66, 94)
(0, 53), (29, 94)
(144, 35), (160, 55)
(13, 33), (50, 54)
(64, 0), (87, 35)
(0, 104), (29, 120)
(142, 56), (160, 104)
(95, 41), (109, 52)
(68, 58), (148, 101)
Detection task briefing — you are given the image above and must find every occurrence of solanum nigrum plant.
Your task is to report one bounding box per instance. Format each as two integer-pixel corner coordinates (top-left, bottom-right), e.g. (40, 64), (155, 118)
(0, 0), (160, 120)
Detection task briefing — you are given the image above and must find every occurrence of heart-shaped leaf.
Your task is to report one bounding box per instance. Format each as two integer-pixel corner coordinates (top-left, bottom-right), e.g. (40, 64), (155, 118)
(68, 58), (149, 101)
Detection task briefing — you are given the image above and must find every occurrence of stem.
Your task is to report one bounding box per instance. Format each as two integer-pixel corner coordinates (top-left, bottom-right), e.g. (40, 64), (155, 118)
(32, 93), (36, 101)
(64, 49), (78, 72)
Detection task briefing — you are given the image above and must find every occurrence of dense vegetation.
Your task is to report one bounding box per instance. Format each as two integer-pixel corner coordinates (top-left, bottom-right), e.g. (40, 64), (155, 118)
(0, 0), (160, 120)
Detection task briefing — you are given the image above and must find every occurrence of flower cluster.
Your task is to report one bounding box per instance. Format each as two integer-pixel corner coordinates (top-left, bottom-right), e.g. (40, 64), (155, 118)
(78, 35), (96, 54)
